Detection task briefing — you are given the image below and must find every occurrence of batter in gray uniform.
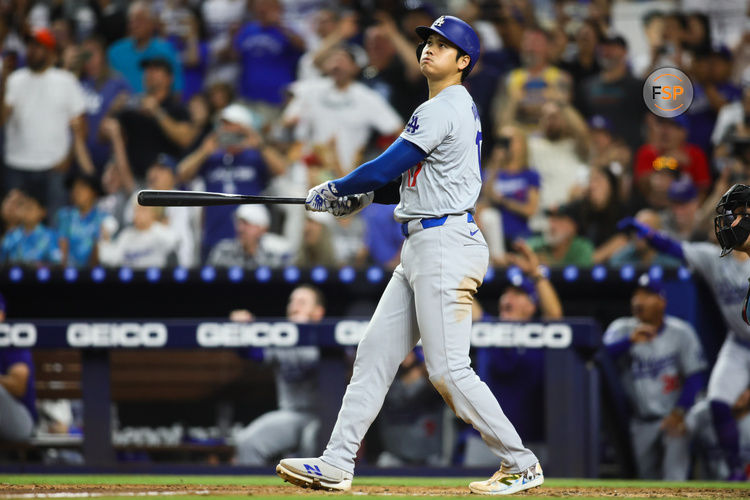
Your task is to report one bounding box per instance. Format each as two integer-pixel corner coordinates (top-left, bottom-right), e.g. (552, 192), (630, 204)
(603, 274), (707, 480)
(276, 15), (543, 496)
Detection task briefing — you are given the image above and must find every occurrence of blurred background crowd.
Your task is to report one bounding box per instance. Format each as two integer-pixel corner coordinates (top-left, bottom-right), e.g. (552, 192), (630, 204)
(0, 0), (748, 272)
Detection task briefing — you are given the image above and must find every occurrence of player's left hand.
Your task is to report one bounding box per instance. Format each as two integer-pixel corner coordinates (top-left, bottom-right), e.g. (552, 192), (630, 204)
(660, 409), (686, 437)
(306, 181), (338, 212)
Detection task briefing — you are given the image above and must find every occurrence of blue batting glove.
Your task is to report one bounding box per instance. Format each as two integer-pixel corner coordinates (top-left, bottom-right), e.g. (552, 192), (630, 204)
(306, 181), (339, 212)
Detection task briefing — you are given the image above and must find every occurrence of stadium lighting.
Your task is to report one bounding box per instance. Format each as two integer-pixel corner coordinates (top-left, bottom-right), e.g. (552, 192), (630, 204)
(146, 267), (161, 283)
(591, 265), (607, 282)
(64, 267), (78, 282)
(563, 265), (578, 282)
(366, 266), (383, 283)
(678, 266), (692, 280)
(201, 266), (216, 282)
(338, 266), (356, 283)
(311, 266), (328, 283)
(648, 265), (663, 281)
(118, 267), (133, 282)
(619, 265), (635, 281)
(228, 266), (243, 282)
(8, 266), (22, 282)
(255, 266), (272, 283)
(173, 267), (188, 283)
(91, 267), (106, 282)
(36, 267), (50, 282)
(284, 266), (301, 283)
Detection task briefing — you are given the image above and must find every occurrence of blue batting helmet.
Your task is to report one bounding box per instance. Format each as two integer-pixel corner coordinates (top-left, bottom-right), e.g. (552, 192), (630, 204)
(415, 15), (481, 74)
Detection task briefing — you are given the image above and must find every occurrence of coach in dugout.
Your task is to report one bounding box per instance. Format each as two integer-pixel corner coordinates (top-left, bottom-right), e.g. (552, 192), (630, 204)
(464, 241), (563, 465)
(0, 294), (37, 442)
(604, 274), (707, 480)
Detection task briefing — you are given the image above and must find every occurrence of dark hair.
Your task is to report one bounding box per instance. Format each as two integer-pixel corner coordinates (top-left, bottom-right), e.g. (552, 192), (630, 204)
(455, 48), (471, 82)
(642, 10), (664, 27)
(296, 284), (326, 309)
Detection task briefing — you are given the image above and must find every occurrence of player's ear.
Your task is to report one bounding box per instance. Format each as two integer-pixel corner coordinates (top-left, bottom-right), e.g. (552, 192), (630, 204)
(457, 54), (470, 72)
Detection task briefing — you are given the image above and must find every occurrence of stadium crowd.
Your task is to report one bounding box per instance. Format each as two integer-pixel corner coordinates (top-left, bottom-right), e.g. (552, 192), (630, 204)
(0, 0), (746, 272)
(0, 0), (750, 481)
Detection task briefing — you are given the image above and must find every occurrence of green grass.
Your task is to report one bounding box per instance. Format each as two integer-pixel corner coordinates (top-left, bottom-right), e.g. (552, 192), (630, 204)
(1, 475), (748, 500)
(0, 475), (748, 488)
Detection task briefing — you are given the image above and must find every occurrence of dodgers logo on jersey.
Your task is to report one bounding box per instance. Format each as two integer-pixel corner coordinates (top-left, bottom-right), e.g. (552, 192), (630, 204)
(406, 115), (420, 134)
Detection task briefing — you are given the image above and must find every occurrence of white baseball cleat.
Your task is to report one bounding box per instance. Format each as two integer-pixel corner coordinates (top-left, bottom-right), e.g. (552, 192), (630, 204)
(276, 457), (353, 492)
(469, 462), (544, 495)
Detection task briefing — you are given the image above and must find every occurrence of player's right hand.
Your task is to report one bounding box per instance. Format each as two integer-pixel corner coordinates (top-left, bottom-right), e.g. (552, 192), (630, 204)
(306, 181), (338, 212)
(630, 323), (657, 343)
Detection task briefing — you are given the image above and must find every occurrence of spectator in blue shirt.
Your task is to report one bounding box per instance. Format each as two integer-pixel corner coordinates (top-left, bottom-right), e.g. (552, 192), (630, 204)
(480, 126), (540, 265)
(56, 174), (107, 268)
(234, 0), (304, 107)
(107, 1), (184, 93)
(177, 103), (286, 256)
(166, 9), (209, 103)
(0, 188), (61, 266)
(80, 35), (132, 174)
(360, 203), (404, 269)
(0, 294), (36, 442)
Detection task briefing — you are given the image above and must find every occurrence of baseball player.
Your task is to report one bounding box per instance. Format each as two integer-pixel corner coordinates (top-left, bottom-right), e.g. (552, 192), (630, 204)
(234, 284), (323, 465)
(275, 16), (543, 495)
(618, 183), (750, 480)
(603, 274), (707, 480)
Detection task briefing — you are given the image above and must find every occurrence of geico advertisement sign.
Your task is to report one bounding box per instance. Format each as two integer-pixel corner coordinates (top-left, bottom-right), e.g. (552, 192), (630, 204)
(0, 323), (37, 347)
(196, 322), (298, 347)
(334, 321), (572, 348)
(67, 323), (168, 347)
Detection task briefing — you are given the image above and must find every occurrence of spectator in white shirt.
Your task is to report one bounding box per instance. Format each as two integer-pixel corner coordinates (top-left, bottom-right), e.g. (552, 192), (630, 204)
(98, 202), (178, 269)
(1, 27), (95, 218)
(283, 44), (403, 174)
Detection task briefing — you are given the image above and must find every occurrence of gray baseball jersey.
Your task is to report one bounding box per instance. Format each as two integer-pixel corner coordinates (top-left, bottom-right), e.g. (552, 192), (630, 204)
(682, 242), (750, 344)
(264, 347), (319, 412)
(394, 85), (482, 222)
(604, 315), (707, 419)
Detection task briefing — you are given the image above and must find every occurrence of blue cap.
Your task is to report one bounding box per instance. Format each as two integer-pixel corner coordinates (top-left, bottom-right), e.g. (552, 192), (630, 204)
(668, 177), (698, 203)
(508, 274), (539, 305)
(636, 273), (666, 298)
(416, 15), (480, 73)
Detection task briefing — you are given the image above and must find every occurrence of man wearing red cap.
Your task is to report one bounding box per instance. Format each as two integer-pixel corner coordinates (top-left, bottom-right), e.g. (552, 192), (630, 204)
(1, 27), (95, 217)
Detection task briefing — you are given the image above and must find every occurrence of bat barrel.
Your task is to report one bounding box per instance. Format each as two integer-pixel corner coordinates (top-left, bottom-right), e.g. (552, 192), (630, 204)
(137, 190), (307, 206)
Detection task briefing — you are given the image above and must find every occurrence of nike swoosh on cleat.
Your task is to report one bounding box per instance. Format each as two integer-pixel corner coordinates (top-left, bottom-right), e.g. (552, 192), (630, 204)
(470, 229), (480, 236)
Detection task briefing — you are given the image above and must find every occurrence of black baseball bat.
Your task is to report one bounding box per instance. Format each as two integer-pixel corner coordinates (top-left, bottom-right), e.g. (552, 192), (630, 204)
(137, 190), (307, 207)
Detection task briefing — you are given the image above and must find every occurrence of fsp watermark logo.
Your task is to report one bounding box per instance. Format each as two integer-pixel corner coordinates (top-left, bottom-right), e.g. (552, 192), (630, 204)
(643, 67), (693, 117)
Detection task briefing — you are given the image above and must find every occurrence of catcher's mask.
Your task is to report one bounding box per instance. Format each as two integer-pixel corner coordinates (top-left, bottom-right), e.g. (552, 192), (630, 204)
(714, 184), (750, 257)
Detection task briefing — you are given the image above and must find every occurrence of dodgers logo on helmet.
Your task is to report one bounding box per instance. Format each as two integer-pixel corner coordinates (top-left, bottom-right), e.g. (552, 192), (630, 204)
(415, 15), (481, 73)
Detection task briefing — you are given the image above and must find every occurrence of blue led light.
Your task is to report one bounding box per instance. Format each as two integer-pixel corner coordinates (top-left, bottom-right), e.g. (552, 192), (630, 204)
(201, 266), (216, 282)
(284, 266), (300, 283)
(173, 267), (188, 282)
(562, 265), (579, 282)
(648, 265), (663, 281)
(484, 267), (495, 282)
(591, 265), (607, 282)
(678, 266), (691, 280)
(118, 267), (133, 282)
(228, 266), (244, 282)
(64, 267), (78, 282)
(91, 267), (106, 282)
(36, 267), (50, 282)
(366, 266), (383, 283)
(338, 266), (355, 283)
(619, 265), (635, 281)
(9, 266), (22, 282)
(311, 266), (328, 283)
(146, 267), (161, 282)
(255, 266), (272, 282)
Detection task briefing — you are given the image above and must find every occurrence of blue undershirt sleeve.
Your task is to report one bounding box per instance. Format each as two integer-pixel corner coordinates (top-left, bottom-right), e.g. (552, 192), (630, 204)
(604, 338), (632, 359)
(676, 371), (707, 410)
(330, 138), (427, 196)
